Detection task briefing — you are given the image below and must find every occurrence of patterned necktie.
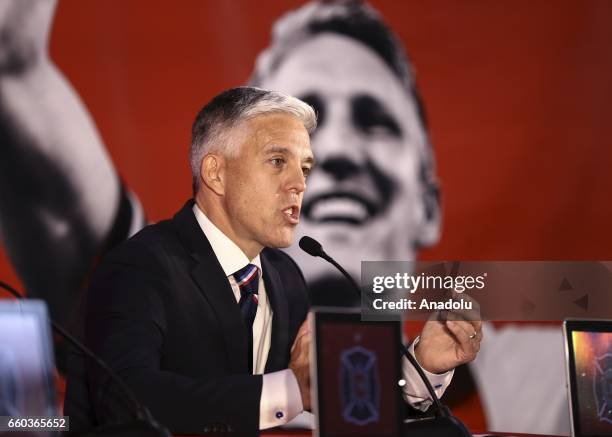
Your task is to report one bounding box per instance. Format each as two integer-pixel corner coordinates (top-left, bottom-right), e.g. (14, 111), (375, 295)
(232, 264), (260, 373)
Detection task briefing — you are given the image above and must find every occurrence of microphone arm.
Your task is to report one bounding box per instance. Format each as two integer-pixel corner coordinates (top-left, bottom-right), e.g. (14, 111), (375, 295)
(319, 252), (362, 297)
(298, 236), (449, 417)
(0, 280), (170, 437)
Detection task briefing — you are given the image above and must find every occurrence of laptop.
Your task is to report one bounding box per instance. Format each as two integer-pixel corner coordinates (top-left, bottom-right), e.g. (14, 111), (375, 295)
(311, 308), (404, 437)
(564, 319), (612, 437)
(0, 299), (58, 434)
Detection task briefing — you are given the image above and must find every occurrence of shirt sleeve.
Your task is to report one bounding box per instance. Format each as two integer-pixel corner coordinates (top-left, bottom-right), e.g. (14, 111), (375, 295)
(401, 336), (454, 411)
(260, 369), (303, 429)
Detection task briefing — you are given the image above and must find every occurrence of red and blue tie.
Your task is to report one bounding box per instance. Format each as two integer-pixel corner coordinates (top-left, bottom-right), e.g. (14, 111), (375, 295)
(233, 264), (260, 373)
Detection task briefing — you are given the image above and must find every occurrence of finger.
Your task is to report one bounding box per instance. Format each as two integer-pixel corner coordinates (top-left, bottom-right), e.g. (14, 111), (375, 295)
(454, 320), (481, 341)
(449, 320), (482, 358)
(297, 317), (310, 336)
(446, 320), (477, 349)
(295, 327), (309, 343)
(291, 334), (307, 356)
(451, 317), (482, 336)
(296, 335), (311, 363)
(471, 319), (483, 336)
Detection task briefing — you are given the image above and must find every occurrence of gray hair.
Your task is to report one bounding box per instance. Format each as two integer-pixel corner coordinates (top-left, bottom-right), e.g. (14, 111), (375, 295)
(189, 86), (316, 195)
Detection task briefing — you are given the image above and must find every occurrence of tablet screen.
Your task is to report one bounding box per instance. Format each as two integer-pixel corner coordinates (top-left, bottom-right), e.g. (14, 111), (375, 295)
(313, 310), (403, 437)
(565, 320), (612, 437)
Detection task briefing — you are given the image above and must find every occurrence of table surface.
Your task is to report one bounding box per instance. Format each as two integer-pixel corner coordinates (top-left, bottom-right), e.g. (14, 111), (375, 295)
(178, 429), (564, 437)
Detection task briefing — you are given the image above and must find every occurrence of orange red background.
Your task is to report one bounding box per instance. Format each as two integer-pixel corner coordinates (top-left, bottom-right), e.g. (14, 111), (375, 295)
(2, 0), (612, 291)
(0, 1), (610, 428)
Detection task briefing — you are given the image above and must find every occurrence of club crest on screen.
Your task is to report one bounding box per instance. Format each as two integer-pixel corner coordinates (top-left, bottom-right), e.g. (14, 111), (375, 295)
(339, 346), (380, 426)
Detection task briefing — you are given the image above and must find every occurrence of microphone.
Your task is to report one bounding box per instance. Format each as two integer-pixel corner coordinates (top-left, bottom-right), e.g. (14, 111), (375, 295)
(299, 236), (360, 296)
(0, 280), (170, 437)
(298, 236), (471, 437)
(297, 235), (324, 257)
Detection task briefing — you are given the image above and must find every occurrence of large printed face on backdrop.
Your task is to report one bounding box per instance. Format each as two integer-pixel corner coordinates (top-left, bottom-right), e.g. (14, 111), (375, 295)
(260, 33), (438, 283)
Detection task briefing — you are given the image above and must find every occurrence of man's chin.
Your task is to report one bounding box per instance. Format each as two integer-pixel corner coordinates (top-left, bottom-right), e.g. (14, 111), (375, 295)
(265, 232), (295, 249)
(300, 220), (367, 246)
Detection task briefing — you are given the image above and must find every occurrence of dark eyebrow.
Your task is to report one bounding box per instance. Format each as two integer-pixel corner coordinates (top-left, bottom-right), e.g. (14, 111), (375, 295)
(264, 146), (290, 155)
(351, 94), (403, 138)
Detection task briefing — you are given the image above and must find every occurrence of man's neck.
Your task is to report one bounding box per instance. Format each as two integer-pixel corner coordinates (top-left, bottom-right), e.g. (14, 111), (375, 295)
(194, 196), (262, 260)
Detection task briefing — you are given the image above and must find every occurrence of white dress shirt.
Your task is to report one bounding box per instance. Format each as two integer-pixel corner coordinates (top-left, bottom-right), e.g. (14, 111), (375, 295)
(192, 204), (452, 430)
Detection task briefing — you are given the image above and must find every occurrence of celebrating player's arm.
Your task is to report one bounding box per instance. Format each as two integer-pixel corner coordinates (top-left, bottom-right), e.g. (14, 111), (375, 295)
(0, 0), (122, 327)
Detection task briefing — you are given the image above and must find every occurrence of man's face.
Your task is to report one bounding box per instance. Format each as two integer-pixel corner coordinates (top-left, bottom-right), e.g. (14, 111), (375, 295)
(222, 113), (314, 258)
(259, 33), (431, 279)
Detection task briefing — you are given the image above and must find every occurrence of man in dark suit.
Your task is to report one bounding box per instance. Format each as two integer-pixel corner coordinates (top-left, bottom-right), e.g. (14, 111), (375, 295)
(69, 86), (482, 436)
(73, 87), (317, 435)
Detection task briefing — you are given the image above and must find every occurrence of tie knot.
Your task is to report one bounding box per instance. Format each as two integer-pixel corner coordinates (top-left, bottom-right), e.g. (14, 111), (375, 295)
(233, 264), (260, 293)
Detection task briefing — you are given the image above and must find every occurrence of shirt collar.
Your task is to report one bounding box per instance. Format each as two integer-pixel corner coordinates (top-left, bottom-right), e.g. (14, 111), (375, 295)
(192, 203), (261, 277)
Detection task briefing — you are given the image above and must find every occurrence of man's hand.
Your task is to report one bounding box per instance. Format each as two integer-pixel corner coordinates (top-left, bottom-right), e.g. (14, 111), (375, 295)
(289, 315), (312, 411)
(414, 296), (483, 374)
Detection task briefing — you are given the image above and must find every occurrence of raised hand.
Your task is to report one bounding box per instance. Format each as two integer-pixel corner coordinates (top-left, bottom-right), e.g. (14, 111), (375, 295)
(414, 295), (482, 374)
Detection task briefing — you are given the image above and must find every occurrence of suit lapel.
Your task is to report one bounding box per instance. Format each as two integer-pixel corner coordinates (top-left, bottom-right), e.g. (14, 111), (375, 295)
(190, 259), (248, 374)
(262, 251), (290, 373)
(173, 200), (248, 375)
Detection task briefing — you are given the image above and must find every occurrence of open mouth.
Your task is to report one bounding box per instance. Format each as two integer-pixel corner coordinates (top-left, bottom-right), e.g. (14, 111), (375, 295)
(282, 205), (300, 224)
(302, 191), (380, 225)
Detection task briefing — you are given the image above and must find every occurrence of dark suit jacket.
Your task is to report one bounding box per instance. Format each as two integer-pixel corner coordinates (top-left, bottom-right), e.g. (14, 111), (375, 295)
(66, 200), (309, 435)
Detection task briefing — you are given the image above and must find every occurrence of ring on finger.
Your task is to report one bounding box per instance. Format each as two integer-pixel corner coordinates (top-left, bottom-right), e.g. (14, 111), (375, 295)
(469, 331), (478, 340)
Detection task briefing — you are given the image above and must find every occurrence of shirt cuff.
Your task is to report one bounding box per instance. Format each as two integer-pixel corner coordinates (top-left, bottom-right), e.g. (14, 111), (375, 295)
(401, 336), (454, 411)
(260, 369), (303, 429)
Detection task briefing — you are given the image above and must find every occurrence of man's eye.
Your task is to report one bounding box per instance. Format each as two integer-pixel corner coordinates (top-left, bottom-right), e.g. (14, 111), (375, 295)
(302, 167), (312, 178)
(270, 157), (285, 167)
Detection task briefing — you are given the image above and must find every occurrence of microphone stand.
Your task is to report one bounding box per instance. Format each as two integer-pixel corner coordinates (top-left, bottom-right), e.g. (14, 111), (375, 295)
(299, 236), (472, 437)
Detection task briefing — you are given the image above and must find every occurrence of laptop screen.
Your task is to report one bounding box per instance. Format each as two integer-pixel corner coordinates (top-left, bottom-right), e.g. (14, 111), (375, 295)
(312, 309), (403, 437)
(564, 319), (612, 437)
(0, 300), (57, 419)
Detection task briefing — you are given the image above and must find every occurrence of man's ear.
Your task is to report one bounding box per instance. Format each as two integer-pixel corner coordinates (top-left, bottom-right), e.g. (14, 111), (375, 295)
(415, 179), (442, 248)
(200, 154), (226, 196)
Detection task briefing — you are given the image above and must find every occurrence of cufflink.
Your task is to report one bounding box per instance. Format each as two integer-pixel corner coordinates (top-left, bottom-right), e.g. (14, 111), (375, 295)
(275, 411), (284, 419)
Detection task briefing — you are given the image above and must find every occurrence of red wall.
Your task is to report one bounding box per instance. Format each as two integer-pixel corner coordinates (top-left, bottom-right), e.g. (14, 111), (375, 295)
(1, 1), (610, 428)
(3, 0), (612, 290)
(50, 0), (612, 257)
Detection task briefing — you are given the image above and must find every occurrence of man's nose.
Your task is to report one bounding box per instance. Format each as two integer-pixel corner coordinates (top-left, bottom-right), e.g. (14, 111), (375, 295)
(287, 166), (306, 194)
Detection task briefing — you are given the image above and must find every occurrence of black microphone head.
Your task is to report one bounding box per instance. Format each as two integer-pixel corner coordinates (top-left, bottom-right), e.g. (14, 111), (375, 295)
(299, 236), (323, 257)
